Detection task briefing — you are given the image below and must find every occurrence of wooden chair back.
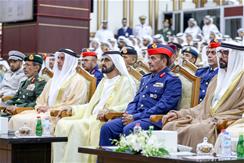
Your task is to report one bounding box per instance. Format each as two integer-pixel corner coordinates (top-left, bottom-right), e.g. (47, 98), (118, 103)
(41, 67), (54, 78)
(181, 59), (198, 74)
(172, 65), (200, 108)
(127, 66), (143, 81)
(76, 66), (96, 101)
(134, 60), (150, 75)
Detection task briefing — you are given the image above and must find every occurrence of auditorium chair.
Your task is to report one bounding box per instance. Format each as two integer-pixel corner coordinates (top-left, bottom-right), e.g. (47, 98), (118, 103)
(150, 65), (200, 123)
(41, 67), (54, 78)
(127, 65), (143, 81)
(181, 59), (198, 75)
(50, 66), (96, 118)
(100, 64), (202, 123)
(134, 60), (150, 75)
(75, 66), (96, 100)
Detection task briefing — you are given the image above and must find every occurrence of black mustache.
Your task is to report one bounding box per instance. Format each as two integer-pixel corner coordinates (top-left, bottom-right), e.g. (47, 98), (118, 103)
(219, 58), (226, 62)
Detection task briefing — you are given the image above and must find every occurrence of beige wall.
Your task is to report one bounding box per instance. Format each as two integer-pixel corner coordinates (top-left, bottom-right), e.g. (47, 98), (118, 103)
(89, 0), (244, 36)
(89, 0), (173, 35)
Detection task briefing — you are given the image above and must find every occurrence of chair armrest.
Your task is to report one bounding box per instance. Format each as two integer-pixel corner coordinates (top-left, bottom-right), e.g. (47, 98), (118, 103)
(50, 110), (72, 118)
(216, 119), (236, 133)
(103, 112), (124, 122)
(13, 107), (33, 115)
(0, 106), (5, 111)
(150, 115), (163, 123)
(2, 96), (14, 102)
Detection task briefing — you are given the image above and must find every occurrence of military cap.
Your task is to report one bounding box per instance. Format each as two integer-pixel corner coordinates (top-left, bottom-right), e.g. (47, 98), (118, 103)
(139, 15), (147, 20)
(58, 48), (79, 58)
(81, 48), (97, 57)
(182, 46), (199, 58)
(8, 50), (25, 61)
(167, 44), (177, 55)
(120, 46), (137, 55)
(168, 42), (182, 49)
(24, 54), (43, 65)
(147, 43), (174, 57)
(209, 39), (221, 48)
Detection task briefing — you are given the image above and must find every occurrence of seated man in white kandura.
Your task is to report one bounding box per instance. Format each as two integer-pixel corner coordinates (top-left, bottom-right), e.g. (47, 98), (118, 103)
(9, 48), (89, 132)
(53, 51), (137, 163)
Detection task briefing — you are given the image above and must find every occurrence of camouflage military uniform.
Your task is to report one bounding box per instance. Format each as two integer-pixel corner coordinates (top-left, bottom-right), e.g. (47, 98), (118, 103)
(6, 75), (46, 107)
(157, 28), (173, 42)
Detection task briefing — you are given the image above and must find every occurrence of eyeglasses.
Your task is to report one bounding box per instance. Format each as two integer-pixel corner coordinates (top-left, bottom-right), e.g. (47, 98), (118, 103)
(217, 50), (229, 58)
(81, 59), (93, 62)
(206, 50), (216, 55)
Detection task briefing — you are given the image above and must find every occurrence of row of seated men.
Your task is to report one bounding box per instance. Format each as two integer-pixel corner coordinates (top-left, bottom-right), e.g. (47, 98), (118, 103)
(0, 40), (243, 163)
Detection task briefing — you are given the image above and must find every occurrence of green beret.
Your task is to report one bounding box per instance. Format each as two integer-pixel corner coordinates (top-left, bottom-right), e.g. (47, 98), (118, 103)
(24, 54), (43, 65)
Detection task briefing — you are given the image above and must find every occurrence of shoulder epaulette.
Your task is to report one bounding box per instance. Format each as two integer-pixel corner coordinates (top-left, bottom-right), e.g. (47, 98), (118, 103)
(167, 71), (178, 77)
(38, 76), (44, 81)
(198, 66), (209, 70)
(142, 73), (151, 78)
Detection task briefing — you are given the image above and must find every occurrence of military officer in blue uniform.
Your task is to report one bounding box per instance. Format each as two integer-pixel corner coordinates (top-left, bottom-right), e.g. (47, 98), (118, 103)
(99, 43), (182, 146)
(182, 46), (199, 65)
(5, 54), (46, 112)
(195, 40), (220, 103)
(81, 49), (103, 86)
(117, 18), (133, 38)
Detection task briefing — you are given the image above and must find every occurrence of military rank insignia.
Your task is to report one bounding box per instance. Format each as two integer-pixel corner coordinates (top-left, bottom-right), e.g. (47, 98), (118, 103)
(153, 82), (164, 88)
(29, 54), (34, 60)
(150, 93), (158, 99)
(152, 43), (157, 49)
(27, 84), (35, 91)
(122, 48), (127, 54)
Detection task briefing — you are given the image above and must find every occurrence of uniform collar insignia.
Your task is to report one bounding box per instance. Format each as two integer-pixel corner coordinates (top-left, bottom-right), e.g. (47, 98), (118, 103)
(160, 72), (165, 78)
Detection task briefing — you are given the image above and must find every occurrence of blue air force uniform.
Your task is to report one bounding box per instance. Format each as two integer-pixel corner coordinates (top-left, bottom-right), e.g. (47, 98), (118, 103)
(194, 39), (220, 103)
(195, 66), (218, 103)
(99, 43), (182, 146)
(117, 27), (133, 38)
(81, 50), (104, 86)
(90, 65), (103, 86)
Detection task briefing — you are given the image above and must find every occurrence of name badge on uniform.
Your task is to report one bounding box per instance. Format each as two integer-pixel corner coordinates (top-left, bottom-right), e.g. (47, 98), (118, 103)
(150, 93), (158, 99)
(153, 82), (164, 88)
(27, 84), (35, 91)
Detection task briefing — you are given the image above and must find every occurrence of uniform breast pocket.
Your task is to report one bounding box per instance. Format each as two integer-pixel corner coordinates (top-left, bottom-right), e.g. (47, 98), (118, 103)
(24, 90), (35, 98)
(149, 87), (164, 100)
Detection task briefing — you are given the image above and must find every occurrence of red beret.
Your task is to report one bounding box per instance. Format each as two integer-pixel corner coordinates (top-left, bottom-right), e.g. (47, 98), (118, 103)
(147, 43), (174, 57)
(81, 51), (97, 57)
(209, 39), (221, 48)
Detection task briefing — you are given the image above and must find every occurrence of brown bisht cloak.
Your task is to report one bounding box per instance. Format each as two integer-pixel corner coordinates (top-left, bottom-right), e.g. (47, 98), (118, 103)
(163, 71), (244, 150)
